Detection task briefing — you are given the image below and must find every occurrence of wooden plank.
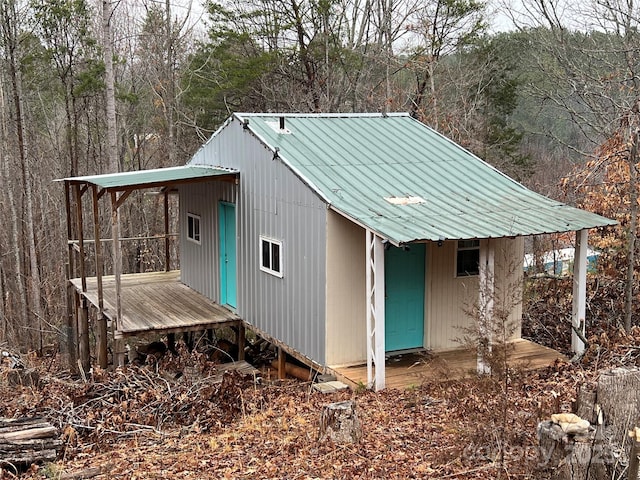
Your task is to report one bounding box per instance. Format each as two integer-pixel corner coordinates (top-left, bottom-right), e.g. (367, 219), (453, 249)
(70, 271), (242, 339)
(330, 339), (567, 389)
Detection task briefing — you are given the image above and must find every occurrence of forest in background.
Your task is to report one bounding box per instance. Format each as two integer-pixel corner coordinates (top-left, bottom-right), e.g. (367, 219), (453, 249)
(0, 0), (639, 354)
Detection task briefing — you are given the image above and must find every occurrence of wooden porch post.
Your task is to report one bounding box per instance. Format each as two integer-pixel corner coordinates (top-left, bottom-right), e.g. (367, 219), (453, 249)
(64, 182), (78, 372)
(366, 230), (386, 391)
(164, 191), (170, 272)
(110, 191), (125, 367)
(572, 229), (588, 354)
(74, 184), (90, 371)
(477, 238), (495, 375)
(92, 185), (107, 369)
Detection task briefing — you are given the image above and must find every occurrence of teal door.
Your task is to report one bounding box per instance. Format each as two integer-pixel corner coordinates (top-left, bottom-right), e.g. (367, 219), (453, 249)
(385, 244), (425, 351)
(218, 202), (237, 308)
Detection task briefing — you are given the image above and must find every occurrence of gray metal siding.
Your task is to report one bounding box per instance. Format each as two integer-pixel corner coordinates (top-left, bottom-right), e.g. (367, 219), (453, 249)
(187, 118), (328, 364)
(180, 181), (236, 302)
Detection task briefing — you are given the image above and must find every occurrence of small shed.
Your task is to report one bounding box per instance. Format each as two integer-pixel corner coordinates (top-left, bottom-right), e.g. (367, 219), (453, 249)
(60, 113), (615, 390)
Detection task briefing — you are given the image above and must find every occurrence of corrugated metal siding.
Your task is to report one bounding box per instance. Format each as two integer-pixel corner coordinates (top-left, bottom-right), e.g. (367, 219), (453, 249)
(325, 211), (366, 366)
(427, 237), (523, 350)
(235, 113), (615, 244)
(179, 181), (236, 301)
(188, 119), (328, 364)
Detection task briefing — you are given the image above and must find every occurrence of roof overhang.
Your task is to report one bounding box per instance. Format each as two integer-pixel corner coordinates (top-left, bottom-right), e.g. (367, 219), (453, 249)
(56, 165), (239, 192)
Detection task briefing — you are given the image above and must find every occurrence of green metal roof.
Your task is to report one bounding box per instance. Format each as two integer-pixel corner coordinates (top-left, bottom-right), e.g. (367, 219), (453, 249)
(236, 112), (616, 244)
(58, 165), (238, 190)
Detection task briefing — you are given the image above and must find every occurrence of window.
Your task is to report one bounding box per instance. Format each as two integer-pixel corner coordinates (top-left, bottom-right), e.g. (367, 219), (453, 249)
(260, 236), (283, 277)
(187, 213), (201, 244)
(456, 239), (480, 277)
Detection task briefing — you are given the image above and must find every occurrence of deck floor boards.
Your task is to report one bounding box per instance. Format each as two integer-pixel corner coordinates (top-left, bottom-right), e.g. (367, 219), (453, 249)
(331, 339), (566, 389)
(70, 271), (241, 338)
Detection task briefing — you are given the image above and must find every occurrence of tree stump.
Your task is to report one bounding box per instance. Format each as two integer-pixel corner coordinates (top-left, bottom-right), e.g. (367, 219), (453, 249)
(318, 400), (362, 444)
(538, 367), (640, 479)
(537, 420), (596, 479)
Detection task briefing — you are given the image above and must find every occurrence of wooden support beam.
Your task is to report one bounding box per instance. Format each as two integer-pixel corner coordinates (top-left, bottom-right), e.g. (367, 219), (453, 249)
(113, 189), (133, 209)
(113, 338), (126, 368)
(110, 191), (122, 331)
(164, 191), (170, 272)
(365, 231), (386, 390)
(77, 297), (90, 372)
(237, 323), (246, 361)
(92, 185), (107, 369)
(96, 314), (108, 369)
(477, 238), (495, 375)
(73, 184), (87, 293)
(110, 191), (125, 367)
(572, 229), (588, 354)
(64, 183), (78, 373)
(91, 185), (104, 312)
(277, 347), (286, 380)
(167, 333), (176, 353)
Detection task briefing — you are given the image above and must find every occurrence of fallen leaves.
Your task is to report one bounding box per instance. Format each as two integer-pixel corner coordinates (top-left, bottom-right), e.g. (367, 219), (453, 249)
(2, 317), (640, 479)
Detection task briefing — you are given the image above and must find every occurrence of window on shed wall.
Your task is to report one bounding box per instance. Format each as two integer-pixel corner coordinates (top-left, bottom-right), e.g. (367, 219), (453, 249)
(456, 239), (480, 277)
(260, 236), (283, 277)
(187, 213), (201, 244)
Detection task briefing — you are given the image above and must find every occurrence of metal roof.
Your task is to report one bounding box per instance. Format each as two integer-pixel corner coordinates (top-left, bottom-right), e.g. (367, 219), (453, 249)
(58, 165), (238, 190)
(235, 112), (616, 244)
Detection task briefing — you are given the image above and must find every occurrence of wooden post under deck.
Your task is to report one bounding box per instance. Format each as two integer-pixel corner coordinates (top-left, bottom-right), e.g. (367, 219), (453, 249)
(64, 182), (78, 372)
(92, 185), (107, 369)
(277, 347), (286, 379)
(111, 191), (125, 367)
(74, 184), (90, 371)
(237, 323), (246, 361)
(77, 294), (90, 373)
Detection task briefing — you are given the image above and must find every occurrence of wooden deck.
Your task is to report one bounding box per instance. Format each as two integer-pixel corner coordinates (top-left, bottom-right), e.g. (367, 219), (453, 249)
(331, 339), (567, 389)
(70, 271), (241, 338)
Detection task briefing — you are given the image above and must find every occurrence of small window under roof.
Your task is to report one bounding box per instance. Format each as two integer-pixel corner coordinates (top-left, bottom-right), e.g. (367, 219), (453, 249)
(384, 196), (426, 206)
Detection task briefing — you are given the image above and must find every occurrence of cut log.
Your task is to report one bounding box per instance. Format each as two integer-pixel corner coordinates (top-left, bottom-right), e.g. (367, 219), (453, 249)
(0, 427), (57, 441)
(270, 360), (311, 381)
(0, 417), (61, 467)
(318, 400), (362, 444)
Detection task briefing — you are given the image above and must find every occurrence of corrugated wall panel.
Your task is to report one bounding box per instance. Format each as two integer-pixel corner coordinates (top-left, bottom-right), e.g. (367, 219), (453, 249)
(427, 237), (524, 350)
(179, 181), (236, 301)
(187, 118), (328, 364)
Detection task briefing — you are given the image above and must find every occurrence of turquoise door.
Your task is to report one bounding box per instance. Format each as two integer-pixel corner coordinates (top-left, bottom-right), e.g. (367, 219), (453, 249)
(385, 244), (425, 351)
(218, 202), (237, 308)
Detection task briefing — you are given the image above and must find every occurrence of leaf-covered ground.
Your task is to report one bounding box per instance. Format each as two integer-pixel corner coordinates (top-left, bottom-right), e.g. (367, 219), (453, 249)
(3, 323), (640, 479)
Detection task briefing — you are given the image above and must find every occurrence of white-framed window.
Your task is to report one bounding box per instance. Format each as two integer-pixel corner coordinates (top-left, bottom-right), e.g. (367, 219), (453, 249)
(456, 239), (480, 277)
(187, 213), (201, 244)
(260, 236), (283, 277)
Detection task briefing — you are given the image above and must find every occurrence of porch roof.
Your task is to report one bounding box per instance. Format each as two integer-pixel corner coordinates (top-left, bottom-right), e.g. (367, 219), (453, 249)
(233, 113), (616, 245)
(57, 165), (238, 191)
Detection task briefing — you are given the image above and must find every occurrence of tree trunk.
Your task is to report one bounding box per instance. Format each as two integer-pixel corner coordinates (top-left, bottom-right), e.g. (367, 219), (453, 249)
(625, 127), (638, 332)
(2, 2), (31, 346)
(538, 367), (640, 479)
(103, 0), (118, 173)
